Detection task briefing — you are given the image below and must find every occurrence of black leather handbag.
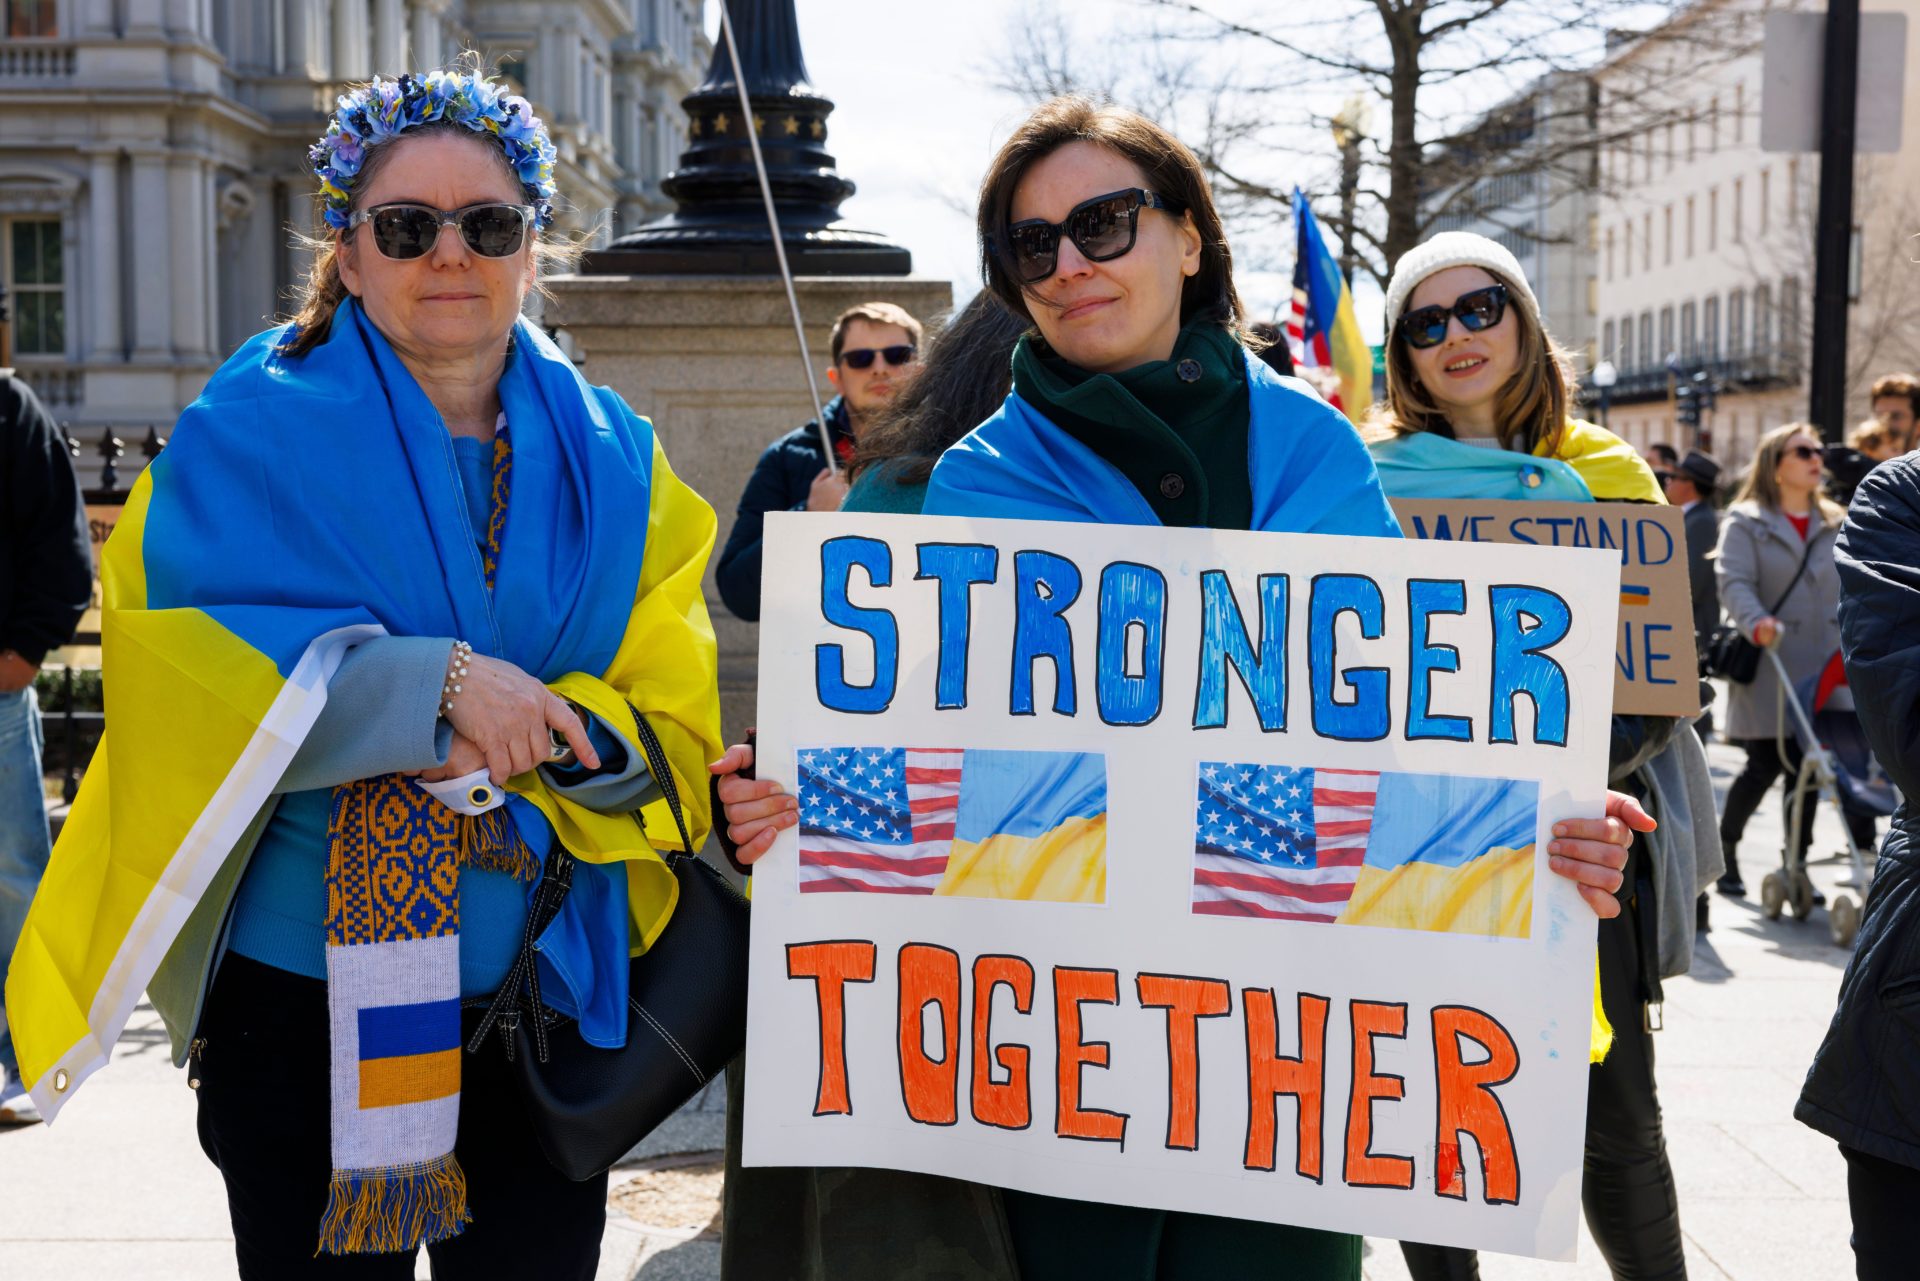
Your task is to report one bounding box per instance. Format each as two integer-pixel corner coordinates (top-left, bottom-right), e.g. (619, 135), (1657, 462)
(468, 703), (750, 1182)
(1701, 534), (1817, 686)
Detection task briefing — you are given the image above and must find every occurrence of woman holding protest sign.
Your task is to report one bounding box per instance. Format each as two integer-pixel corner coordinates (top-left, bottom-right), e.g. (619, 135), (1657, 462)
(1367, 231), (1710, 1281)
(5, 65), (724, 1277)
(713, 100), (1650, 1280)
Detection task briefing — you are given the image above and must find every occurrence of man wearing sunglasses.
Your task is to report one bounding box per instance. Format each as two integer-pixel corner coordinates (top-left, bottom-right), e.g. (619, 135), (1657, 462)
(717, 302), (924, 621)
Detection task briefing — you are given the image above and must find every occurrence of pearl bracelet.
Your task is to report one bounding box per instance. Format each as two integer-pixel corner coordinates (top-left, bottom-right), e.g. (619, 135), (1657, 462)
(441, 640), (473, 715)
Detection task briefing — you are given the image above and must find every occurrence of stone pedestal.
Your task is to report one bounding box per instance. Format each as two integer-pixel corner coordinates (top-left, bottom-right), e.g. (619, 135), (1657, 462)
(544, 273), (954, 742)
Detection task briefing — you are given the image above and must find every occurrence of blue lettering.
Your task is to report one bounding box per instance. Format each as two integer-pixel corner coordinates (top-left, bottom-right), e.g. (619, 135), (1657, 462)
(1489, 585), (1571, 746)
(1407, 579), (1472, 742)
(1310, 574), (1390, 741)
(1011, 550), (1081, 716)
(1194, 571), (1289, 732)
(1635, 518), (1676, 567)
(914, 543), (999, 710)
(1096, 561), (1167, 725)
(816, 536), (898, 715)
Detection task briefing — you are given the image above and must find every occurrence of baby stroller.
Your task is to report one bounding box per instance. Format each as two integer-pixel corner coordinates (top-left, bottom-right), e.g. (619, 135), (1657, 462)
(1759, 647), (1902, 945)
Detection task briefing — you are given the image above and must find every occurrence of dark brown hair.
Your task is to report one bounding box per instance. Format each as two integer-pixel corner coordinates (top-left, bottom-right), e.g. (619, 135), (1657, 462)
(829, 302), (924, 362)
(1367, 266), (1573, 454)
(1869, 371), (1920, 417)
(280, 115), (576, 358)
(975, 97), (1247, 338)
(848, 292), (1026, 487)
(1733, 421), (1848, 523)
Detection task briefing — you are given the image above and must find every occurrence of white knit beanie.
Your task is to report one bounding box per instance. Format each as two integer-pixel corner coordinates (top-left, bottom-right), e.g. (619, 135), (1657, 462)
(1383, 231), (1541, 334)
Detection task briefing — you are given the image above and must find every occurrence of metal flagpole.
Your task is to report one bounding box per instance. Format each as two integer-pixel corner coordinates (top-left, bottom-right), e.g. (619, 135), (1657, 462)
(717, 0), (836, 472)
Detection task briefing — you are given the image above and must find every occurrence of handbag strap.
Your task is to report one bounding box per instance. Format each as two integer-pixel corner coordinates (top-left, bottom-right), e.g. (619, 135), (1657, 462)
(466, 702), (698, 1061)
(1763, 521), (1822, 617)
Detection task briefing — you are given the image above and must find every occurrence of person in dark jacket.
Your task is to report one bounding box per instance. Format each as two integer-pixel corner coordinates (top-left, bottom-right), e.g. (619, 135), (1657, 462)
(1659, 449), (1722, 739)
(1795, 453), (1920, 1280)
(0, 296), (95, 1125)
(714, 302), (923, 620)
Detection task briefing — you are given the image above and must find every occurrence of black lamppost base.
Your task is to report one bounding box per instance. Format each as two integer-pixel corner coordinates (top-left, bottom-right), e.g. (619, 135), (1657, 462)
(587, 0), (911, 278)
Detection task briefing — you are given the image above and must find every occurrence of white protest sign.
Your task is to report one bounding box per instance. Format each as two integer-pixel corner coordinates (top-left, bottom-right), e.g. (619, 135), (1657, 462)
(744, 512), (1621, 1259)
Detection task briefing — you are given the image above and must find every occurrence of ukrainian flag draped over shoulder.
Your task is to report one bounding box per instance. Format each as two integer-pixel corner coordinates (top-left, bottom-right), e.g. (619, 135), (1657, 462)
(1368, 418), (1664, 504)
(5, 300), (721, 1120)
(925, 347), (1402, 539)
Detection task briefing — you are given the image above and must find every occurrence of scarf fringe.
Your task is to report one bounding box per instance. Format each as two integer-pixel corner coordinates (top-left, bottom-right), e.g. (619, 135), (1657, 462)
(461, 806), (541, 882)
(317, 1155), (471, 1256)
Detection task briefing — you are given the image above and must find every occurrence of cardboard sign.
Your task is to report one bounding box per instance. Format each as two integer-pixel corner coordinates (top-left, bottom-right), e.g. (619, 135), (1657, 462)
(744, 512), (1622, 1259)
(1391, 500), (1698, 717)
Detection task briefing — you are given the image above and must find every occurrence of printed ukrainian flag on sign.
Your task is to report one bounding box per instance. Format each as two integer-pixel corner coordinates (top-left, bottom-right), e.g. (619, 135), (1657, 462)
(939, 751), (1108, 904)
(1336, 772), (1539, 939)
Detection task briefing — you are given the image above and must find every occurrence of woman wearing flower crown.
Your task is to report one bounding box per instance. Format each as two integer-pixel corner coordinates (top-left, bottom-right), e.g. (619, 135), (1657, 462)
(2, 63), (722, 1277)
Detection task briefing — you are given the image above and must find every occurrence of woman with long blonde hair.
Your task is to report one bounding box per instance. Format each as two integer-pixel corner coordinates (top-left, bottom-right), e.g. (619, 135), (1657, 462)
(1714, 422), (1874, 895)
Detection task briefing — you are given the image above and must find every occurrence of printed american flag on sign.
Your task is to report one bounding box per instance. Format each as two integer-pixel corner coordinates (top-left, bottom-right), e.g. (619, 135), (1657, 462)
(797, 746), (962, 894)
(1191, 762), (1381, 921)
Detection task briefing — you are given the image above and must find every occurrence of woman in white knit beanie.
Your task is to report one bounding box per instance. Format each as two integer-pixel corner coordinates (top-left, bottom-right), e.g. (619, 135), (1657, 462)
(1370, 235), (1695, 1281)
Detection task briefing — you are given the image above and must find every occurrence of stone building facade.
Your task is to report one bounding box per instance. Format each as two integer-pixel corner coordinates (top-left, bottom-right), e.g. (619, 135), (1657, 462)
(0, 0), (706, 452)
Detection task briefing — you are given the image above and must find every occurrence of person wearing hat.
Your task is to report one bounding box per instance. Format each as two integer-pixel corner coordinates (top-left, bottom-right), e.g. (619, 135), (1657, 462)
(1367, 232), (1715, 1281)
(1660, 449), (1724, 735)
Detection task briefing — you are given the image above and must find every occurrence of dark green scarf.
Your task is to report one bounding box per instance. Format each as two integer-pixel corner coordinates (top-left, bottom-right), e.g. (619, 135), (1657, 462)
(1010, 321), (1253, 529)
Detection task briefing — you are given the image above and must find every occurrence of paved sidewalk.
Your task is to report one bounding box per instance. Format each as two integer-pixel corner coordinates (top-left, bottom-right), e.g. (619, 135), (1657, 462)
(0, 731), (1872, 1278)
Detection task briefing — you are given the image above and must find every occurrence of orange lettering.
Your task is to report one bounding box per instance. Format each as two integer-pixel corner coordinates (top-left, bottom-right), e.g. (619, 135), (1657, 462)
(971, 955), (1035, 1130)
(1344, 1000), (1414, 1189)
(1243, 989), (1329, 1179)
(1136, 973), (1231, 1151)
(1054, 967), (1127, 1145)
(1432, 1005), (1521, 1204)
(786, 940), (877, 1116)
(897, 944), (961, 1125)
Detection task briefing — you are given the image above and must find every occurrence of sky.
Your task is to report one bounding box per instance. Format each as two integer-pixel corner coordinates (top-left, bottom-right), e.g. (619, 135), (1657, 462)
(704, 1), (1672, 341)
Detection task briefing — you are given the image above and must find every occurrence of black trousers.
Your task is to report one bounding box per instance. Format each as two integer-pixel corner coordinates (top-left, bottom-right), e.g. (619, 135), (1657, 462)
(1720, 736), (1878, 883)
(1843, 1145), (1920, 1279)
(1401, 849), (1686, 1281)
(194, 953), (607, 1280)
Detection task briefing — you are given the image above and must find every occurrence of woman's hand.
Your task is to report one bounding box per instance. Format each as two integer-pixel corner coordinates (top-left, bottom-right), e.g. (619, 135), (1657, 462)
(710, 742), (796, 865)
(417, 732), (486, 783)
(1753, 615), (1781, 647)
(443, 652), (598, 784)
(1548, 790), (1656, 920)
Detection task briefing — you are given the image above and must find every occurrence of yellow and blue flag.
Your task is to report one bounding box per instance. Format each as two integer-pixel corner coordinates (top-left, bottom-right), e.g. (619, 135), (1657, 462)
(1190, 764), (1537, 939)
(1287, 187), (1373, 423)
(796, 747), (1107, 903)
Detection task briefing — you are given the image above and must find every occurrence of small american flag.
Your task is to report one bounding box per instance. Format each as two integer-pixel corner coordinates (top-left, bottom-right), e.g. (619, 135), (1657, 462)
(797, 746), (962, 894)
(1191, 762), (1380, 921)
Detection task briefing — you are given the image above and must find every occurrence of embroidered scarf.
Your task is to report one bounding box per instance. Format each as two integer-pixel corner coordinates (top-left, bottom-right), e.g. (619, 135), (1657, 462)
(317, 430), (534, 1253)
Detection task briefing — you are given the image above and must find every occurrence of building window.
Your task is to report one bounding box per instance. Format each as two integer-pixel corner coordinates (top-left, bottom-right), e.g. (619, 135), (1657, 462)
(1728, 289), (1746, 356)
(1703, 295), (1720, 359)
(1735, 82), (1745, 143)
(1709, 187), (1718, 251)
(1686, 196), (1696, 257)
(1619, 314), (1634, 370)
(1659, 306), (1674, 362)
(1780, 275), (1801, 357)
(1788, 157), (1800, 221)
(3, 218), (65, 356)
(1687, 111), (1697, 162)
(1603, 319), (1617, 361)
(1664, 205), (1673, 266)
(1623, 221), (1633, 278)
(1759, 168), (1770, 234)
(1665, 122), (1675, 170)
(1639, 311), (1654, 368)
(1754, 283), (1773, 353)
(1643, 212), (1652, 271)
(1605, 228), (1615, 281)
(1680, 301), (1697, 359)
(5, 0), (56, 36)
(1733, 178), (1744, 243)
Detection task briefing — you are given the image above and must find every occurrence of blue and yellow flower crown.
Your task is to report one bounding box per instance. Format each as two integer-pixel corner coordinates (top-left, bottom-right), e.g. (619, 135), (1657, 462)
(309, 70), (559, 231)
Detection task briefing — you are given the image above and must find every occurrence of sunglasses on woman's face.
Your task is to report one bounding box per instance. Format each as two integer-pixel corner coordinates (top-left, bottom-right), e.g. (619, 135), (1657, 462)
(1003, 188), (1186, 284)
(348, 202), (535, 261)
(1786, 443), (1823, 462)
(838, 345), (917, 370)
(1398, 284), (1511, 349)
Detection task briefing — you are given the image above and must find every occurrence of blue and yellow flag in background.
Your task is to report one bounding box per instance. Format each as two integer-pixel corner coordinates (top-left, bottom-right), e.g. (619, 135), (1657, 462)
(1287, 187), (1374, 424)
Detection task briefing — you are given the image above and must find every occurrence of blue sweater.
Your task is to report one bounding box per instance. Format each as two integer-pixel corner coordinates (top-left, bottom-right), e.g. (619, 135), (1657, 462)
(226, 434), (654, 993)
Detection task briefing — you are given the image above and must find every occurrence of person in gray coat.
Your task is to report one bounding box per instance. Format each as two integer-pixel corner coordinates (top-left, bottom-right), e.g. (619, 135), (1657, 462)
(1714, 423), (1876, 896)
(1659, 449), (1723, 740)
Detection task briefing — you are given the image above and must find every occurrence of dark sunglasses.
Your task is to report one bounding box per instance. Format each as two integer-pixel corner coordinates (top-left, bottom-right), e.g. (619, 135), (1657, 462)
(1785, 443), (1823, 462)
(1398, 284), (1511, 349)
(347, 202), (535, 260)
(838, 345), (916, 370)
(1003, 188), (1186, 284)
